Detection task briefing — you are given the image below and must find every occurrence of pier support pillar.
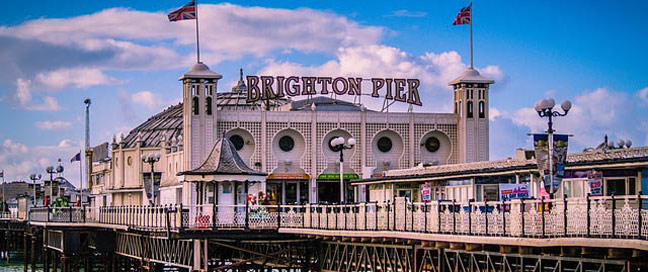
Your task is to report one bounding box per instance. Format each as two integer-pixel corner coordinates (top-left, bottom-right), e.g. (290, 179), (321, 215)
(192, 239), (208, 272)
(23, 233), (27, 272)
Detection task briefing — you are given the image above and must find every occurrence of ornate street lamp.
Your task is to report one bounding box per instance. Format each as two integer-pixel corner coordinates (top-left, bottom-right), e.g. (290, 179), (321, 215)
(29, 174), (42, 205)
(142, 153), (161, 205)
(330, 137), (356, 204)
(534, 98), (571, 195)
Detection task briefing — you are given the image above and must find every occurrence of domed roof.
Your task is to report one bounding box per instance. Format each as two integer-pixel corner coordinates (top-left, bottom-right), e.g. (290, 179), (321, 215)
(179, 62), (223, 80)
(448, 67), (494, 85)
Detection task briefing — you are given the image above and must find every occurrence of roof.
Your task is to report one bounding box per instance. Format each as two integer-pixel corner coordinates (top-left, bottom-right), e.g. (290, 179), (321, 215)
(358, 146), (648, 183)
(289, 96), (372, 112)
(180, 134), (266, 176)
(121, 103), (183, 148)
(448, 67), (495, 85)
(178, 62), (223, 80)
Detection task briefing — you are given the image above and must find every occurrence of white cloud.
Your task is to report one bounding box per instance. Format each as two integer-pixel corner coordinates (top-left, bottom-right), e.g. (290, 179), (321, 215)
(385, 10), (427, 18)
(35, 120), (73, 130)
(36, 68), (120, 89)
(489, 107), (501, 121)
(0, 138), (82, 185)
(14, 78), (63, 111)
(131, 91), (162, 109)
(638, 87), (648, 104)
(25, 96), (62, 111)
(259, 45), (503, 112)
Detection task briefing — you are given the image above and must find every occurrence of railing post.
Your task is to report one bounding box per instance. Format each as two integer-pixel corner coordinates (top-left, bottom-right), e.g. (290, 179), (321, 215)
(638, 192), (643, 239)
(69, 206), (73, 223)
(277, 203), (281, 229)
(611, 194), (616, 238)
(484, 201), (489, 235)
(520, 198), (525, 237)
(467, 199), (472, 235)
(437, 200), (442, 233)
(541, 197), (546, 238)
(410, 201), (414, 232)
(386, 200), (390, 231)
(363, 204), (367, 231)
(424, 202), (428, 233)
(213, 203), (217, 231)
(586, 193), (591, 237)
(374, 203), (378, 231)
(502, 199), (506, 236)
(47, 206), (51, 222)
(452, 199), (456, 235)
(404, 199), (407, 232)
(563, 194), (568, 237)
(179, 203), (184, 232)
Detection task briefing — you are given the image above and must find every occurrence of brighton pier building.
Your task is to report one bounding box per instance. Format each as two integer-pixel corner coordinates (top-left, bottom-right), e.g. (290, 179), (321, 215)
(89, 63), (494, 207)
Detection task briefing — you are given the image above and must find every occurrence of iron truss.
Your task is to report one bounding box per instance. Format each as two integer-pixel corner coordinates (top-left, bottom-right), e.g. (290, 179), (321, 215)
(208, 239), (318, 271)
(115, 232), (194, 269)
(320, 241), (414, 272)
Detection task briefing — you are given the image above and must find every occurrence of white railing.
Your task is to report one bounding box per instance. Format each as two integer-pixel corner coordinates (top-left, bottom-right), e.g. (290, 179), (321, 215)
(25, 195), (648, 240)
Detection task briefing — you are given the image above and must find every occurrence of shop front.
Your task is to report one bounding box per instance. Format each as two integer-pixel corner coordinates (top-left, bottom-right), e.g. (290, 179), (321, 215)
(317, 172), (359, 203)
(265, 172), (310, 204)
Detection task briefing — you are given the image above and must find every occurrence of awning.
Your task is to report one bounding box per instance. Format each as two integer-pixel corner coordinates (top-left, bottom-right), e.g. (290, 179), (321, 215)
(267, 172), (310, 180)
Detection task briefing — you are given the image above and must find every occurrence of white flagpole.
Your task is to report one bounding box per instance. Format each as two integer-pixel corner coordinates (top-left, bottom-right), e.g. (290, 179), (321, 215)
(195, 0), (201, 63)
(2, 169), (5, 213)
(79, 151), (83, 205)
(469, 3), (473, 68)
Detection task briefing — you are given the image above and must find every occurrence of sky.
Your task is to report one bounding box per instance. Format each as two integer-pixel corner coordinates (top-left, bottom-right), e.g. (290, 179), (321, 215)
(1, 0), (647, 186)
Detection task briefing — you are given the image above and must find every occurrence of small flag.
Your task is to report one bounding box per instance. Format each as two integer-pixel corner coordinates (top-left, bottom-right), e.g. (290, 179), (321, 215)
(453, 3), (472, 25)
(168, 0), (197, 22)
(71, 152), (81, 163)
(0, 170), (3, 178)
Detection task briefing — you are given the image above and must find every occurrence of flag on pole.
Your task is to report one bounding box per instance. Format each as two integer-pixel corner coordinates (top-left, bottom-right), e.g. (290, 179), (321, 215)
(0, 170), (3, 178)
(453, 3), (472, 25)
(168, 0), (197, 22)
(71, 152), (82, 163)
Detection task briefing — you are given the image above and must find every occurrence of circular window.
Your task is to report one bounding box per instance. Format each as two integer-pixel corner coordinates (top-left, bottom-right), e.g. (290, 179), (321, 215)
(377, 137), (392, 153)
(127, 156), (132, 166)
(424, 137), (441, 153)
(229, 135), (244, 151)
(278, 135), (295, 152)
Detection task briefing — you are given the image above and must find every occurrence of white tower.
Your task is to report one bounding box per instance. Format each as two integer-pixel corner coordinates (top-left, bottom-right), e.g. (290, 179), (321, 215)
(449, 67), (494, 163)
(180, 63), (223, 170)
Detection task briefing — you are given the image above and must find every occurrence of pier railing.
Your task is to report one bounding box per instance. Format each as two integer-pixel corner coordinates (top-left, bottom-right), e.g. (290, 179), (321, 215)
(27, 195), (648, 240)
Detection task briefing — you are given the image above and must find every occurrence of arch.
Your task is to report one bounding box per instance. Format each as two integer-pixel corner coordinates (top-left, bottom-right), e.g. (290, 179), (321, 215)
(206, 97), (213, 115)
(321, 129), (356, 164)
(479, 101), (485, 119)
(419, 130), (453, 165)
(271, 128), (307, 167)
(192, 96), (199, 115)
(226, 128), (256, 164)
(370, 129), (405, 170)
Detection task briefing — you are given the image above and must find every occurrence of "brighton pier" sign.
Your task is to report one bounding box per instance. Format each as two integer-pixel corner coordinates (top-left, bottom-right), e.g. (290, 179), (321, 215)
(246, 76), (423, 106)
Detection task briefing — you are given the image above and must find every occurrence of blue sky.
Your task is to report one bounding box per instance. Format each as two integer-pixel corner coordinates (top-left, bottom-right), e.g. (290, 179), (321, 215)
(1, 0), (647, 184)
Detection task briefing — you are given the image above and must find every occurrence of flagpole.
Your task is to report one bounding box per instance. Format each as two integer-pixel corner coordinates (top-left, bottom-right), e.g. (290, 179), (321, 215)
(80, 150), (83, 205)
(195, 0), (201, 63)
(468, 3), (473, 69)
(2, 169), (5, 213)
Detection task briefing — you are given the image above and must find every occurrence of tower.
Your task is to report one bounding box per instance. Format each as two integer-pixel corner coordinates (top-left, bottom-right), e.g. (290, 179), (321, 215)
(180, 63), (223, 170)
(449, 67), (494, 163)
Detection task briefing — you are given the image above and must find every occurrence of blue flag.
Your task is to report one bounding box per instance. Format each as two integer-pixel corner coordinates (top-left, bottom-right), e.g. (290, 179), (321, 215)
(70, 152), (81, 163)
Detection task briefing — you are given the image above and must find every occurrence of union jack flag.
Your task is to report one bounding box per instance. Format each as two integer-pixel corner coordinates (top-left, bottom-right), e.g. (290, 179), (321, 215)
(168, 0), (197, 22)
(453, 3), (471, 25)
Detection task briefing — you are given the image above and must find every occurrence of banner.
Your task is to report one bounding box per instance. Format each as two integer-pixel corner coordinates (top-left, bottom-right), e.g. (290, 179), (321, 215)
(420, 183), (432, 202)
(499, 183), (530, 201)
(533, 134), (569, 193)
(587, 171), (603, 196)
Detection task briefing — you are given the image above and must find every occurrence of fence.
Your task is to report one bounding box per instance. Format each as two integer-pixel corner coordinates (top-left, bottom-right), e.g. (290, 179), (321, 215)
(26, 195), (648, 240)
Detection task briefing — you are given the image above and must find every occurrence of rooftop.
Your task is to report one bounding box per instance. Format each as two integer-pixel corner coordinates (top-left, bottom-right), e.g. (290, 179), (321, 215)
(180, 134), (266, 176)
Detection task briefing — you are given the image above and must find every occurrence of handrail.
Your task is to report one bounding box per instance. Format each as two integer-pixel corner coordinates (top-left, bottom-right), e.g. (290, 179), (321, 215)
(24, 194), (648, 240)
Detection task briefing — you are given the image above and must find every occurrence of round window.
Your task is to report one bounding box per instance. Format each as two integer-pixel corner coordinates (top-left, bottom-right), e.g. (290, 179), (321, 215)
(229, 135), (244, 151)
(278, 135), (295, 152)
(377, 137), (392, 153)
(127, 156), (132, 166)
(424, 137), (441, 153)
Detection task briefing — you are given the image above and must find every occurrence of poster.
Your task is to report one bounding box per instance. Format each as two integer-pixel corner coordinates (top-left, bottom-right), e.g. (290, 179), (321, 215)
(499, 183), (530, 201)
(587, 171), (603, 196)
(420, 183), (432, 202)
(533, 133), (569, 194)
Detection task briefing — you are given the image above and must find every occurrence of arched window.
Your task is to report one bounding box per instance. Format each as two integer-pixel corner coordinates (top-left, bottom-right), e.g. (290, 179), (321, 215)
(454, 102), (458, 114)
(206, 97), (212, 115)
(192, 96), (199, 115)
(467, 101), (473, 118)
(458, 101), (462, 117)
(479, 101), (485, 118)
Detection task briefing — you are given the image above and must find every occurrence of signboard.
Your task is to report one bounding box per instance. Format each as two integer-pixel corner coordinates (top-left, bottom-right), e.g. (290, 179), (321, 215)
(246, 76), (422, 106)
(317, 173), (360, 180)
(420, 183), (432, 202)
(267, 173), (310, 180)
(533, 133), (569, 193)
(498, 183), (530, 201)
(587, 171), (603, 196)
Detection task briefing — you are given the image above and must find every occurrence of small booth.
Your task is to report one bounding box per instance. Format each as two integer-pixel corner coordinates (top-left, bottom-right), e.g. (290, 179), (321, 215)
(179, 136), (266, 229)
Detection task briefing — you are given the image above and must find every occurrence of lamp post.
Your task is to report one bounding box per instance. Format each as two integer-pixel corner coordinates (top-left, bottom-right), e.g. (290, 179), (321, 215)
(142, 153), (161, 205)
(534, 98), (571, 195)
(330, 137), (356, 204)
(29, 174), (42, 206)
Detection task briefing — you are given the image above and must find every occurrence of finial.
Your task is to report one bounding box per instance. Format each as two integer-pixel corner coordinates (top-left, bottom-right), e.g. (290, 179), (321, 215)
(239, 68), (243, 81)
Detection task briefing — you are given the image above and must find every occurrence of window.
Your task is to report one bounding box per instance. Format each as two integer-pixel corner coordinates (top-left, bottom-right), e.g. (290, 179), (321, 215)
(377, 137), (392, 153)
(192, 97), (199, 115)
(606, 179), (626, 196)
(278, 135), (295, 152)
(479, 101), (485, 118)
(229, 135), (244, 151)
(467, 101), (473, 118)
(205, 97), (212, 115)
(424, 137), (440, 153)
